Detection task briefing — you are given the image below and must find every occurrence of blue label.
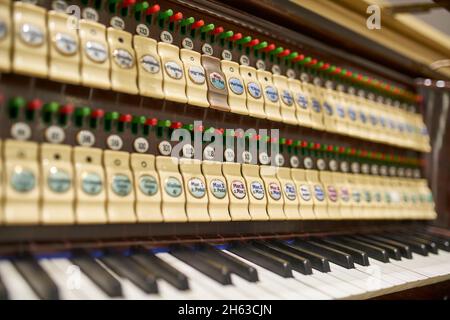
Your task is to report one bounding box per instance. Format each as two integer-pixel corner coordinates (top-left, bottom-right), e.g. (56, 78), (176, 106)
(312, 99), (321, 113)
(352, 191), (361, 203)
(209, 72), (226, 90)
(336, 105), (345, 118)
(296, 94), (308, 109)
(264, 86), (279, 102)
(379, 116), (386, 127)
(247, 82), (262, 99)
(314, 185), (325, 201)
(324, 102), (333, 116)
(370, 114), (378, 126)
(228, 77), (244, 95)
(281, 90), (294, 106)
(348, 108), (356, 121)
(360, 111), (367, 123)
(300, 185), (311, 201)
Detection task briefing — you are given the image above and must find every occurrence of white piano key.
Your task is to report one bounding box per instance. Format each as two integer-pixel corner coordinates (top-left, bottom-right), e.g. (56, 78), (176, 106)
(225, 250), (325, 299)
(0, 260), (38, 300)
(51, 258), (110, 300)
(157, 253), (242, 300)
(40, 259), (84, 300)
(95, 259), (159, 300)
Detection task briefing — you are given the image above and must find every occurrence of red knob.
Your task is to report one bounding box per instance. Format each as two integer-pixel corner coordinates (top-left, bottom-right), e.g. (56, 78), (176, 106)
(146, 4), (160, 15)
(230, 33), (242, 41)
(27, 99), (43, 111)
(191, 19), (204, 30)
(212, 26), (224, 35)
(119, 114), (132, 123)
(170, 12), (183, 22)
(91, 108), (105, 118)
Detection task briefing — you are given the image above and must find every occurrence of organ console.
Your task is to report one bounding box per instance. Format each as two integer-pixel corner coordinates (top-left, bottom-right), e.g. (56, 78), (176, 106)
(0, 0), (449, 301)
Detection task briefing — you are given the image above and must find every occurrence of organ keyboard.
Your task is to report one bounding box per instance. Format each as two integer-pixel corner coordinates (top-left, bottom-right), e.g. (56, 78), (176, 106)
(0, 0), (449, 300)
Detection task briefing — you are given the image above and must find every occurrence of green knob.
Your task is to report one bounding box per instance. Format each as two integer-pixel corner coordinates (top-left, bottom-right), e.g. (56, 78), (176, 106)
(271, 46), (283, 55)
(132, 115), (146, 124)
(219, 30), (233, 39)
(105, 111), (119, 120)
(9, 97), (26, 110)
(158, 119), (171, 127)
(287, 52), (298, 60)
(279, 138), (286, 145)
(236, 36), (251, 45)
(158, 9), (173, 20)
(135, 1), (149, 12)
(76, 106), (91, 117)
(254, 41), (267, 51)
(183, 124), (194, 131)
(200, 23), (215, 33)
(180, 16), (195, 27)
(44, 102), (59, 113)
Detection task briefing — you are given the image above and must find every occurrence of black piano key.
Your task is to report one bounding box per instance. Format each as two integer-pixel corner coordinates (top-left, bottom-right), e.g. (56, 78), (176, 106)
(292, 239), (354, 269)
(399, 234), (438, 254)
(272, 241), (331, 272)
(414, 232), (450, 252)
(70, 250), (122, 297)
(252, 241), (312, 275)
(170, 246), (232, 285)
(228, 244), (293, 278)
(0, 273), (9, 300)
(366, 235), (413, 259)
(352, 235), (402, 260)
(332, 237), (390, 263)
(318, 238), (370, 266)
(198, 245), (259, 282)
(131, 249), (189, 290)
(12, 256), (59, 300)
(382, 235), (428, 256)
(100, 253), (158, 294)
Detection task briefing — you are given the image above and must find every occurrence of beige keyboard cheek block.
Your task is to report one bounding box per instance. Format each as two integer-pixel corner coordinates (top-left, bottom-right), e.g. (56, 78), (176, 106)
(107, 27), (138, 95)
(273, 74), (297, 125)
(79, 20), (110, 90)
(291, 169), (315, 219)
(133, 36), (164, 99)
(180, 49), (209, 108)
(0, 0), (12, 72)
(257, 70), (282, 122)
(277, 167), (300, 220)
(179, 158), (210, 222)
(40, 143), (75, 225)
(222, 162), (251, 221)
(319, 171), (341, 220)
(47, 11), (80, 85)
(131, 153), (163, 222)
(333, 172), (353, 219)
(221, 60), (248, 115)
(12, 2), (48, 77)
(305, 169), (329, 219)
(241, 164), (269, 221)
(201, 161), (231, 221)
(288, 79), (313, 128)
(240, 65), (266, 119)
(156, 156), (187, 222)
(73, 147), (107, 224)
(103, 150), (136, 223)
(260, 165), (286, 220)
(3, 140), (40, 225)
(304, 83), (325, 130)
(157, 42), (187, 104)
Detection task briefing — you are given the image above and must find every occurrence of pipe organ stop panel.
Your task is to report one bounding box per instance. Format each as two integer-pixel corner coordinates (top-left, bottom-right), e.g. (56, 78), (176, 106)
(0, 0), (449, 301)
